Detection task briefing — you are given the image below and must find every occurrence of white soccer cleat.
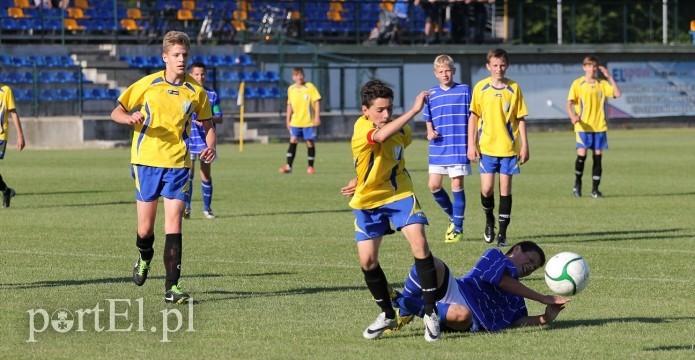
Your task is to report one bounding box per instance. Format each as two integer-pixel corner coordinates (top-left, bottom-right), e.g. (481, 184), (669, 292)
(363, 312), (397, 340)
(203, 210), (216, 219)
(423, 312), (441, 342)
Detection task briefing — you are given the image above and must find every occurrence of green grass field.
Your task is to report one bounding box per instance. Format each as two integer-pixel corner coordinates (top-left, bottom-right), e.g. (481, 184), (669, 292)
(2, 128), (694, 359)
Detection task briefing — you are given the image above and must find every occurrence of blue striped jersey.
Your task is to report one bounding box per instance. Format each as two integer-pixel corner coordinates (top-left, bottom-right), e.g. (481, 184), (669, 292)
(458, 248), (528, 331)
(189, 86), (222, 154)
(422, 83), (471, 166)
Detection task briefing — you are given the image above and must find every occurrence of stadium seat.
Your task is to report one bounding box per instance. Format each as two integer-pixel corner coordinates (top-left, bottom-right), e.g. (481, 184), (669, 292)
(177, 9), (194, 20)
(106, 88), (120, 99)
(243, 86), (258, 99)
(13, 0), (31, 8)
(127, 8), (142, 19)
(67, 7), (87, 19)
(64, 18), (85, 31)
(40, 89), (57, 101)
(82, 87), (95, 100)
(182, 0), (195, 10)
(38, 71), (56, 83)
(247, 70), (264, 82)
(219, 86), (238, 99)
(235, 54), (255, 67)
(264, 70), (280, 83)
(74, 0), (92, 9)
(58, 88), (78, 101)
(266, 86), (281, 98)
(7, 7), (26, 18)
(54, 71), (72, 83)
(120, 19), (142, 31)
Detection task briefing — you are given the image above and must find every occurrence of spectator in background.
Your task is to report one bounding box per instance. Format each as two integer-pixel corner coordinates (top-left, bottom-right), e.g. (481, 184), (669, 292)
(415, 0), (443, 44)
(449, 0), (468, 44)
(470, 0), (494, 44)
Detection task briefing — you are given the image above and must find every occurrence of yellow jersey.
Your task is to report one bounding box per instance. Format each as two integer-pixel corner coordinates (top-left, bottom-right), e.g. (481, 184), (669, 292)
(0, 84), (16, 141)
(567, 77), (615, 133)
(470, 77), (528, 157)
(118, 71), (212, 168)
(287, 82), (321, 128)
(349, 115), (414, 210)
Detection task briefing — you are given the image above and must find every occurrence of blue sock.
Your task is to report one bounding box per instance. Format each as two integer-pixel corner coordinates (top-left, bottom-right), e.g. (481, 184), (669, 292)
(184, 172), (194, 210)
(202, 179), (213, 211)
(452, 189), (466, 231)
(432, 188), (453, 220)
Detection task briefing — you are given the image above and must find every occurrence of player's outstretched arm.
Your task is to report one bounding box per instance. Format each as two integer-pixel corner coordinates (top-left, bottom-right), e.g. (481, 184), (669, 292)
(499, 273), (570, 305)
(371, 91), (428, 143)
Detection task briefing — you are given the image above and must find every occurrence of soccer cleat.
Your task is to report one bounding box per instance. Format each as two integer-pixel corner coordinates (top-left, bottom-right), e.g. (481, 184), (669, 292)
(278, 165), (292, 174)
(573, 180), (582, 197)
(385, 307), (414, 333)
(183, 209), (191, 219)
(591, 190), (604, 199)
(484, 222), (496, 243)
(363, 312), (397, 340)
(423, 312), (441, 342)
(203, 210), (216, 219)
(132, 257), (151, 286)
(496, 234), (508, 247)
(306, 166), (315, 175)
(445, 219), (455, 241)
(2, 187), (15, 208)
(164, 284), (190, 304)
(445, 229), (462, 243)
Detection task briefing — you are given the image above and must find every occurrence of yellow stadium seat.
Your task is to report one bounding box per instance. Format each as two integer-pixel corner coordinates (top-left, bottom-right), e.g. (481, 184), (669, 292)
(7, 7), (25, 18)
(67, 8), (87, 19)
(329, 2), (343, 12)
(380, 1), (394, 12)
(327, 11), (342, 22)
(64, 18), (85, 31)
(127, 8), (142, 20)
(231, 19), (246, 31)
(74, 0), (91, 9)
(14, 0), (31, 8)
(120, 18), (141, 31)
(691, 20), (695, 31)
(177, 9), (193, 21)
(182, 0), (195, 10)
(233, 10), (247, 20)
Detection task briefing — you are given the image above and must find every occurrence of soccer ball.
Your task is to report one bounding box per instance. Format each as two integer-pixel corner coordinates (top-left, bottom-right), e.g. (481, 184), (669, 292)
(544, 252), (590, 296)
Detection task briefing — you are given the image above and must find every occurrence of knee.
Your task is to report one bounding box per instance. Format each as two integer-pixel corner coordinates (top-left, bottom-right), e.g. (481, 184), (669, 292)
(428, 183), (441, 193)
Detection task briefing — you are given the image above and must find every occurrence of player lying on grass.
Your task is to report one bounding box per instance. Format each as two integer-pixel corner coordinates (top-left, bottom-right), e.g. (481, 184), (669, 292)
(390, 241), (570, 333)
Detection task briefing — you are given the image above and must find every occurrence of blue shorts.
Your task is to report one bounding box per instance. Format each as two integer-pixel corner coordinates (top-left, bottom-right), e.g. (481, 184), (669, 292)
(353, 195), (429, 242)
(479, 155), (520, 175)
(0, 140), (6, 159)
(131, 165), (189, 202)
(290, 126), (316, 141)
(576, 131), (608, 151)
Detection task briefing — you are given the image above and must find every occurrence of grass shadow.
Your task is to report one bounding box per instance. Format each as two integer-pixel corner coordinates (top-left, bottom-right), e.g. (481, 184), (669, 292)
(0, 274), (224, 290)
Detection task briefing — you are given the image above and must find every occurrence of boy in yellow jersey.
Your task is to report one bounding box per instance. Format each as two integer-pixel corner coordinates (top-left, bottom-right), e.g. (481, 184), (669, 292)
(279, 67), (321, 175)
(111, 31), (216, 304)
(566, 56), (621, 198)
(340, 80), (441, 342)
(0, 80), (25, 208)
(467, 49), (529, 248)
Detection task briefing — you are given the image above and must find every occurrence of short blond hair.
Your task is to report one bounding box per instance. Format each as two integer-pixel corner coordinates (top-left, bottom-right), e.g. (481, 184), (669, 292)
(433, 54), (454, 71)
(162, 31), (190, 54)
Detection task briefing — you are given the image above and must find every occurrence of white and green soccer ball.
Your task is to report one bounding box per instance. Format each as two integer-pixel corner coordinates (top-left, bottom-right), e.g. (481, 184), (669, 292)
(544, 252), (590, 296)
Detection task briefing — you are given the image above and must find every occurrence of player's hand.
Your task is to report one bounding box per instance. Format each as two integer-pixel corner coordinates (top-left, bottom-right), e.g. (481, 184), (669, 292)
(126, 111), (145, 126)
(411, 91), (430, 113)
(467, 147), (479, 163)
(426, 130), (439, 141)
(200, 147), (216, 163)
(518, 146), (529, 164)
(598, 65), (610, 78)
(570, 115), (579, 125)
(314, 117), (321, 127)
(540, 294), (570, 306)
(340, 178), (357, 197)
(16, 135), (25, 151)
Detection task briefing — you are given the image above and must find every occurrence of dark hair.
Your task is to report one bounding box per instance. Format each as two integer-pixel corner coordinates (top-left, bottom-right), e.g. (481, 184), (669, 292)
(293, 67), (304, 75)
(487, 48), (508, 64)
(360, 79), (393, 107)
(506, 240), (546, 266)
(583, 55), (600, 66)
(190, 61), (206, 70)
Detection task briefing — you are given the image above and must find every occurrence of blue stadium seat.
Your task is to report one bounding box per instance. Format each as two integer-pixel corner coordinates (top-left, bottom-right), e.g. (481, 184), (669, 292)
(265, 86), (281, 98)
(234, 54), (255, 67)
(4, 71), (22, 84)
(15, 88), (33, 101)
(54, 71), (72, 83)
(219, 86), (238, 99)
(82, 88), (96, 100)
(40, 89), (57, 101)
(91, 88), (108, 100)
(243, 87), (258, 99)
(247, 70), (264, 82)
(38, 71), (56, 83)
(264, 70), (280, 83)
(109, 88), (120, 99)
(106, 88), (121, 99)
(58, 88), (78, 101)
(0, 55), (12, 66)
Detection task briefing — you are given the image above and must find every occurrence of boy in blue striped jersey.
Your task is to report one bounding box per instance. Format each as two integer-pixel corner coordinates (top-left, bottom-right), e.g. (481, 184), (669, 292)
(391, 241), (570, 333)
(423, 55), (472, 243)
